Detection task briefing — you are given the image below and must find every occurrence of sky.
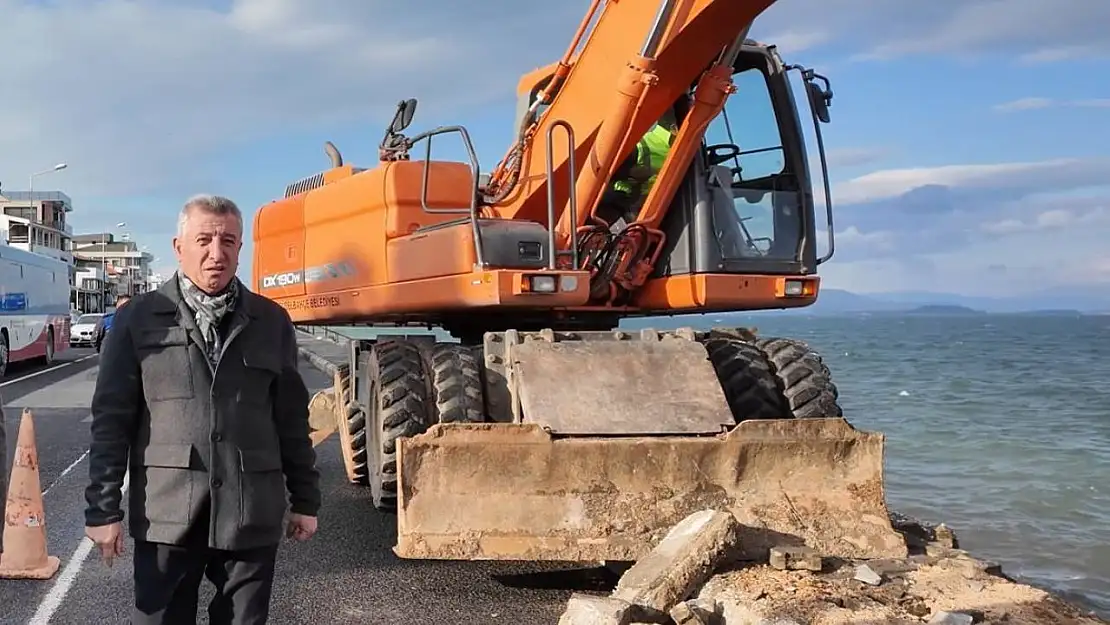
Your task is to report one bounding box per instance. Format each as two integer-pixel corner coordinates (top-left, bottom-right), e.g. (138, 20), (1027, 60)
(1, 0), (1108, 298)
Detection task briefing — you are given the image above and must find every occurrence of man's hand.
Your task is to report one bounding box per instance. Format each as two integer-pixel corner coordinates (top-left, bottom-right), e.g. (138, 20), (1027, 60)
(85, 522), (124, 566)
(285, 513), (317, 542)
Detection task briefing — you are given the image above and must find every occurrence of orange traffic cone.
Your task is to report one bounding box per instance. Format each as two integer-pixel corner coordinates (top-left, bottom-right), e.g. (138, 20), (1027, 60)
(0, 408), (60, 579)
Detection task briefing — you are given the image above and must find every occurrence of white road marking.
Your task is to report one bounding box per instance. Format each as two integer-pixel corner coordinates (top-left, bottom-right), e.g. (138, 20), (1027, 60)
(81, 415), (91, 423)
(27, 470), (130, 625)
(42, 450), (89, 497)
(0, 355), (96, 388)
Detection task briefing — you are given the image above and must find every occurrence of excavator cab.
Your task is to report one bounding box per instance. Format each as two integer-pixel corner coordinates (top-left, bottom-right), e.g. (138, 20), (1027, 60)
(513, 41), (836, 311)
(653, 41), (835, 286)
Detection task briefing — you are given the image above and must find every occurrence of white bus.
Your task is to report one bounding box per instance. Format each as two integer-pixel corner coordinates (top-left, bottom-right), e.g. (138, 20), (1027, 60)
(0, 243), (71, 378)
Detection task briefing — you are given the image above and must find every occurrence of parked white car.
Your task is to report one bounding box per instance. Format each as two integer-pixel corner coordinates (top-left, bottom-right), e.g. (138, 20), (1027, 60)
(70, 313), (104, 348)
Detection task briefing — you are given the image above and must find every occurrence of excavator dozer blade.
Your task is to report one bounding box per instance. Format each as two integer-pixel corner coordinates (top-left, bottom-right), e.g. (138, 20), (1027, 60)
(394, 418), (907, 562)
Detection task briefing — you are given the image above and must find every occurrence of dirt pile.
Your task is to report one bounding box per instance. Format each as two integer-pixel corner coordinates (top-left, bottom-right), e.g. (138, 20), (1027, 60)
(558, 510), (1108, 625)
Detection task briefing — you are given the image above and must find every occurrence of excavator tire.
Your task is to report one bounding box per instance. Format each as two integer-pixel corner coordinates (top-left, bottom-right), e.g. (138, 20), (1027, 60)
(334, 366), (370, 486)
(429, 343), (486, 424)
(700, 337), (791, 421)
(361, 340), (487, 511)
(755, 337), (843, 418)
(342, 402), (370, 484)
(367, 339), (431, 511)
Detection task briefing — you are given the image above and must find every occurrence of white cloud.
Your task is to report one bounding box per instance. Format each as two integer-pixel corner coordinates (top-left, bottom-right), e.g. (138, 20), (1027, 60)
(993, 97), (1110, 112)
(2, 0), (1108, 298)
(980, 205), (1109, 235)
(824, 146), (890, 168)
(831, 158), (1110, 206)
(2, 0), (1105, 201)
(1094, 256), (1110, 279)
(839, 0), (1110, 61)
(756, 30), (831, 54)
(993, 98), (1055, 112)
(833, 225), (896, 251)
(750, 0), (1110, 64)
(816, 156), (1110, 294)
(1018, 44), (1109, 65)
(0, 0), (578, 197)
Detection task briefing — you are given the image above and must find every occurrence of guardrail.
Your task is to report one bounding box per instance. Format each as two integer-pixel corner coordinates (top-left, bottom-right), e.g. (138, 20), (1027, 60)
(295, 325), (350, 344)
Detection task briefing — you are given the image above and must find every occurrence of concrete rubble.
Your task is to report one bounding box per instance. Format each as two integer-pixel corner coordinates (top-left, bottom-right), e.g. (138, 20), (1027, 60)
(557, 509), (1109, 625)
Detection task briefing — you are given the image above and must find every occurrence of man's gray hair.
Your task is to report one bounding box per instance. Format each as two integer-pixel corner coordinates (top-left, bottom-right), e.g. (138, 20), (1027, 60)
(178, 194), (243, 236)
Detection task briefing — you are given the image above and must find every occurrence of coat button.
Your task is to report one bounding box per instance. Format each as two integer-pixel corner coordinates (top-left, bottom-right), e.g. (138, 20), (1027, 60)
(212, 478), (223, 488)
(211, 432), (222, 442)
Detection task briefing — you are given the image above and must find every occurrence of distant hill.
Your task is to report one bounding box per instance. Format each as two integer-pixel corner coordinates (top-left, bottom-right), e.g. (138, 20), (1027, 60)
(781, 288), (1110, 315)
(903, 304), (985, 315)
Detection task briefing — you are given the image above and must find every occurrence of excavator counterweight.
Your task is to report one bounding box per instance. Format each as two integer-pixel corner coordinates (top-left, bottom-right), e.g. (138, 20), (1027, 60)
(249, 0), (901, 567)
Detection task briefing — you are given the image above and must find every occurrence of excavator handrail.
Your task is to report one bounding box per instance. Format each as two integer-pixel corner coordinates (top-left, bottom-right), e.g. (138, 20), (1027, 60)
(409, 125), (487, 266)
(545, 119), (580, 270)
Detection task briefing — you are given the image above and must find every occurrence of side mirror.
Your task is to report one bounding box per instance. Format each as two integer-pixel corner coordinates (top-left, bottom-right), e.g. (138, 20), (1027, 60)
(391, 98), (418, 133)
(805, 77), (832, 124)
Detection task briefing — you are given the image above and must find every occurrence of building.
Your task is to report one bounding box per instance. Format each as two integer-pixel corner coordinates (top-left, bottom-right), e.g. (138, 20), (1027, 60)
(72, 266), (109, 314)
(0, 189), (83, 310)
(2, 187), (159, 313)
(72, 234), (155, 299)
(0, 190), (75, 265)
(147, 271), (168, 290)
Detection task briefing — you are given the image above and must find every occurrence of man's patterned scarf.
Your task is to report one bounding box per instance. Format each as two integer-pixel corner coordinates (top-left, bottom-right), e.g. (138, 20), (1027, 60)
(177, 271), (239, 364)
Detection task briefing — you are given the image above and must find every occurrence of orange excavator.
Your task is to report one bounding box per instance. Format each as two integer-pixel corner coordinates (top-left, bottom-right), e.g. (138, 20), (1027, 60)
(252, 0), (908, 563)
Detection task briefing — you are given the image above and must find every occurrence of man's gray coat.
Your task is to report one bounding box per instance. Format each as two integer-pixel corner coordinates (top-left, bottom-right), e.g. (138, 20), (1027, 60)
(84, 277), (321, 550)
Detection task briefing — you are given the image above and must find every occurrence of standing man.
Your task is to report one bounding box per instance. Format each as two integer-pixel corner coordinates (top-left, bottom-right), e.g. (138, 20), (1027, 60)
(84, 194), (321, 624)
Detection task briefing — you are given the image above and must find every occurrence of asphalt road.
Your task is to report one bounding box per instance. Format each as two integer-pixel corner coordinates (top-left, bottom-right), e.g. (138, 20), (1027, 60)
(0, 348), (604, 624)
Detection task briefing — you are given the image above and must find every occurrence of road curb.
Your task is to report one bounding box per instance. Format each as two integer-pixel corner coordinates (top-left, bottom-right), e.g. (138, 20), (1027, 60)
(296, 332), (346, 377)
(299, 347), (338, 376)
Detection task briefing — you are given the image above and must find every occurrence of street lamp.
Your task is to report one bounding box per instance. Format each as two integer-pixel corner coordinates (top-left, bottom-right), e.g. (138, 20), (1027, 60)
(27, 163), (69, 304)
(28, 162), (68, 199)
(28, 162), (67, 193)
(102, 221), (127, 311)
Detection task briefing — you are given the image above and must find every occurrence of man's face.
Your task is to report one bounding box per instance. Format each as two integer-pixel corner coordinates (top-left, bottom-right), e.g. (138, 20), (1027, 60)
(116, 297), (130, 309)
(172, 208), (242, 294)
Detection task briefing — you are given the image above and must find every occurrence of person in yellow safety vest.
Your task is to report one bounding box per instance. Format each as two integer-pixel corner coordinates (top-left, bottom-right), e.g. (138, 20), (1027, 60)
(598, 109), (679, 225)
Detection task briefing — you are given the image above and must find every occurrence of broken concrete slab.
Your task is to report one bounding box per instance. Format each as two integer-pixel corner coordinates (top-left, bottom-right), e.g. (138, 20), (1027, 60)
(307, 389), (338, 432)
(768, 546), (822, 572)
(941, 554), (1003, 579)
(853, 563), (883, 586)
(612, 509), (740, 613)
(695, 554), (1109, 625)
(714, 597), (802, 625)
(668, 598), (718, 625)
(933, 524), (957, 548)
(559, 509), (1106, 625)
(928, 611), (975, 625)
(558, 593), (633, 625)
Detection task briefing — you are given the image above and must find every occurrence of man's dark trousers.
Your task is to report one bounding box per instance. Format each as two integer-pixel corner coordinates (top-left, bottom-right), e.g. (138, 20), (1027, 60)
(131, 503), (278, 625)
